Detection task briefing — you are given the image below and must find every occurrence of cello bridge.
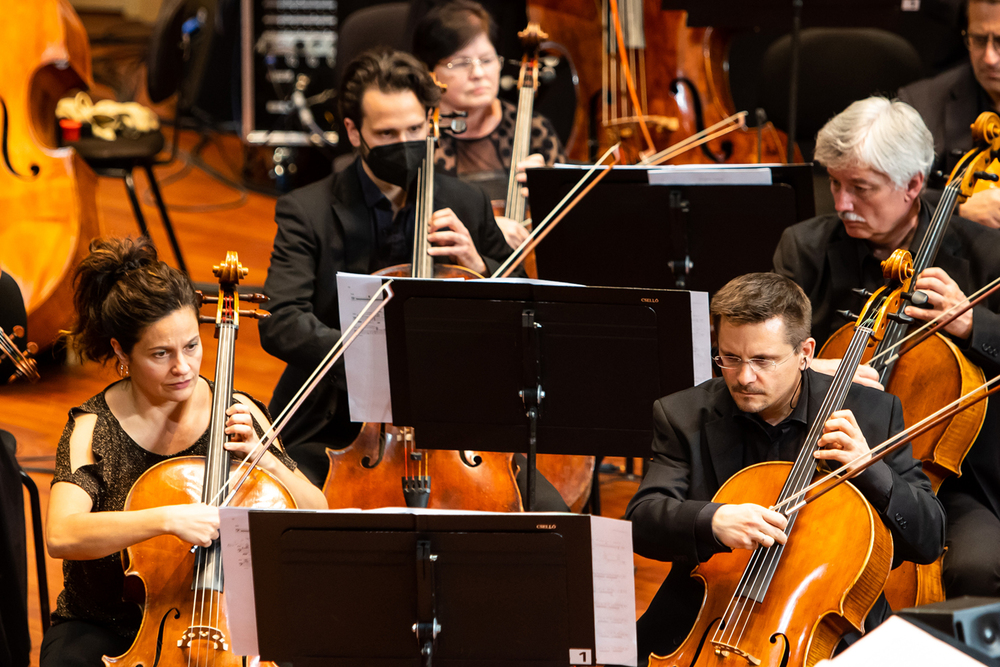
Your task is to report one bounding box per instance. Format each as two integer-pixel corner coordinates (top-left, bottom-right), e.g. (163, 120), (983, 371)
(712, 641), (761, 666)
(178, 625), (229, 651)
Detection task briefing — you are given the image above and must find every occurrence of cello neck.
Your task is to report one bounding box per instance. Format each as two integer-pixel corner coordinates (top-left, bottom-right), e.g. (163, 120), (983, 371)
(411, 128), (437, 278)
(870, 177), (964, 381)
(504, 84), (536, 223)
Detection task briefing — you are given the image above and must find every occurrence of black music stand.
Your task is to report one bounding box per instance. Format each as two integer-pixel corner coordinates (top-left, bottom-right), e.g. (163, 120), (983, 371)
(222, 509), (638, 667)
(346, 278), (712, 511)
(525, 165), (813, 296)
(662, 0), (920, 161)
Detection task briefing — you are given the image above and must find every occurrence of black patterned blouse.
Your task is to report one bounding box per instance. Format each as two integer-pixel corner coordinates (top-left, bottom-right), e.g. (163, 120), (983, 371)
(433, 99), (564, 202)
(50, 378), (295, 638)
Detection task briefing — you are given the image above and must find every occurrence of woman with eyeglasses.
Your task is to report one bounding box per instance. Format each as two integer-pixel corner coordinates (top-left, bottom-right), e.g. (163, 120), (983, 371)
(412, 0), (565, 248)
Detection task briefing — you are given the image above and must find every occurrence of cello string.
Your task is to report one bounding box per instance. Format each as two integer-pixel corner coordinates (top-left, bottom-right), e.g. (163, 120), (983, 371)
(870, 274), (1000, 366)
(774, 374), (1000, 515)
(216, 284), (395, 508)
(719, 326), (872, 647)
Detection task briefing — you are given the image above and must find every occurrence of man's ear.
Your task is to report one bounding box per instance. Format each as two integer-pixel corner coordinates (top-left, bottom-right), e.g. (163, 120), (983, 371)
(904, 171), (925, 202)
(800, 337), (816, 368)
(344, 117), (362, 150)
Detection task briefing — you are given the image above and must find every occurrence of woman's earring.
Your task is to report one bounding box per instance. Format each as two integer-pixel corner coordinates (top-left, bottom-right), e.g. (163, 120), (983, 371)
(118, 362), (130, 378)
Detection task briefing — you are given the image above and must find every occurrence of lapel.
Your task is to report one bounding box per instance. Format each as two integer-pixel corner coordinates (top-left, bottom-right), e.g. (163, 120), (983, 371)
(945, 65), (981, 155)
(331, 162), (376, 274)
(826, 231), (864, 298)
(704, 390), (748, 488)
(803, 369), (832, 431)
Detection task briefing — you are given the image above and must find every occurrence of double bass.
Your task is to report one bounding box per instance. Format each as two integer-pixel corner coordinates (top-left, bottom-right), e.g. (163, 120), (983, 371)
(0, 0), (100, 350)
(322, 100), (523, 512)
(654, 252), (915, 667)
(106, 253), (288, 667)
(527, 0), (799, 165)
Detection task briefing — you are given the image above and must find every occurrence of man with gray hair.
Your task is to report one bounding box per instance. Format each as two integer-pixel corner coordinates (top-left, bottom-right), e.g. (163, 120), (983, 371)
(774, 95), (1000, 600)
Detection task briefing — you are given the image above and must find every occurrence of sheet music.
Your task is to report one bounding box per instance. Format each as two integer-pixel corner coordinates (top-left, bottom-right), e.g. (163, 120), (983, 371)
(690, 291), (712, 385)
(336, 272), (392, 423)
(590, 516), (637, 666)
(219, 507), (257, 655)
(647, 165), (773, 186)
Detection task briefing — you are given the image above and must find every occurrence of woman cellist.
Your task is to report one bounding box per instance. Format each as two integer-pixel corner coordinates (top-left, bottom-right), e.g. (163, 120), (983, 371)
(411, 0), (565, 249)
(40, 237), (326, 667)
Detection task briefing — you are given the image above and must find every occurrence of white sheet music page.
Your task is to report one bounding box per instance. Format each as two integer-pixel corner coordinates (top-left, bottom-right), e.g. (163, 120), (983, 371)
(218, 506), (257, 655)
(336, 272), (392, 423)
(690, 291), (712, 385)
(590, 515), (637, 666)
(646, 164), (773, 186)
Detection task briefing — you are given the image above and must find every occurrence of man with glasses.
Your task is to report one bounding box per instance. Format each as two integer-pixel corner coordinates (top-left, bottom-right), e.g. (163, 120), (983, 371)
(625, 272), (944, 664)
(899, 0), (1000, 227)
(774, 97), (1000, 600)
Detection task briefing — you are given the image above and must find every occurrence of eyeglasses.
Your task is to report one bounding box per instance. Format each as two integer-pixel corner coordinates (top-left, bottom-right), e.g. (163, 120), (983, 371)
(963, 31), (1000, 52)
(713, 351), (797, 373)
(442, 54), (501, 73)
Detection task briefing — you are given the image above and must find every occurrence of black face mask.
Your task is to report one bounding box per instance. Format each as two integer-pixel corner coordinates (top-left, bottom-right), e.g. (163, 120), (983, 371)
(361, 138), (426, 188)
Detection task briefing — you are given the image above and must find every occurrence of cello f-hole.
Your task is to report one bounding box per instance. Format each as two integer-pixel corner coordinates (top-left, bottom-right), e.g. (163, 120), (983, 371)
(459, 450), (483, 468)
(1, 98), (40, 178)
(361, 425), (387, 469)
(769, 632), (791, 667)
(669, 78), (732, 163)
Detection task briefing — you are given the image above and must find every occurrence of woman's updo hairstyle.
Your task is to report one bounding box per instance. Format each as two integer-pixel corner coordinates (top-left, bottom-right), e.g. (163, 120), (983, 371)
(70, 237), (199, 362)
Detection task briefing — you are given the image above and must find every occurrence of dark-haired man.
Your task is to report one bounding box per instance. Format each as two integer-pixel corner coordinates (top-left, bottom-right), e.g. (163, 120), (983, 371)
(258, 49), (514, 487)
(626, 273), (945, 664)
(899, 0), (1000, 227)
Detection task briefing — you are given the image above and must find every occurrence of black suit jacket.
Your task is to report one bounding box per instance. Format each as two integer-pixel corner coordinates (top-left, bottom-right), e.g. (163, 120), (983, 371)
(773, 204), (1000, 525)
(626, 370), (945, 660)
(898, 62), (985, 179)
(258, 159), (513, 448)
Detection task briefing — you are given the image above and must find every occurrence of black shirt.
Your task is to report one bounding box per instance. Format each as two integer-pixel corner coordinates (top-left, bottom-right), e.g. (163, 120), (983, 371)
(356, 160), (414, 272)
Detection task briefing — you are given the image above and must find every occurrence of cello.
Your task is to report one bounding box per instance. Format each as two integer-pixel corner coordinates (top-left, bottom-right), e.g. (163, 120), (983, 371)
(0, 0), (100, 350)
(322, 98), (523, 512)
(106, 253), (289, 667)
(816, 113), (1000, 609)
(653, 252), (914, 667)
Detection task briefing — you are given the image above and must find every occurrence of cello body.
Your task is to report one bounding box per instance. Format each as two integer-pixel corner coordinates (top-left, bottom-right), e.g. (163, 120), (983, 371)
(0, 0), (100, 349)
(653, 463), (892, 667)
(324, 422), (523, 511)
(819, 326), (984, 612)
(106, 459), (294, 667)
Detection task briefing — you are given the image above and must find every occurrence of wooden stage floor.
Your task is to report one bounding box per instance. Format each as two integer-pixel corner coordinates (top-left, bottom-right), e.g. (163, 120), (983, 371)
(1, 130), (670, 665)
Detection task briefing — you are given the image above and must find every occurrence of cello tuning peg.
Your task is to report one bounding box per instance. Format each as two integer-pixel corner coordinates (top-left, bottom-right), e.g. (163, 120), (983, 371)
(201, 296), (219, 305)
(240, 292), (269, 304)
(26, 342), (38, 355)
(198, 315), (215, 324)
(888, 312), (916, 325)
(837, 309), (860, 322)
(905, 290), (929, 307)
(851, 288), (873, 299)
(237, 309), (270, 320)
(11, 325), (25, 338)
